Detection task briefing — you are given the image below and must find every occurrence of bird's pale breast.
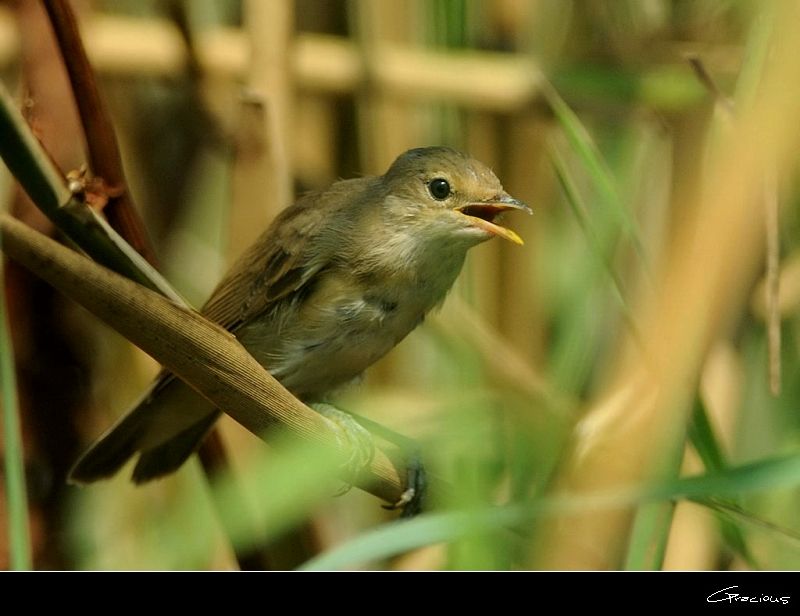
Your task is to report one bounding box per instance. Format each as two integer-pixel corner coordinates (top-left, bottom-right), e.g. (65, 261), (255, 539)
(236, 231), (469, 401)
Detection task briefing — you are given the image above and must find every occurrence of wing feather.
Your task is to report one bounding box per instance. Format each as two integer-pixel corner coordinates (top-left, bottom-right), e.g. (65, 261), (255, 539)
(200, 179), (369, 331)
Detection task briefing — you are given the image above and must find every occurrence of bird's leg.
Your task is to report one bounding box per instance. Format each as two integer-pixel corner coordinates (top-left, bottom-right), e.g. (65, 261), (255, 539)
(311, 403), (376, 493)
(311, 403), (426, 516)
(332, 409), (427, 518)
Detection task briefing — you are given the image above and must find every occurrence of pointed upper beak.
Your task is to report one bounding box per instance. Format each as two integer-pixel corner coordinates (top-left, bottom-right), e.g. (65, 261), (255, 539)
(490, 193), (533, 214)
(454, 193), (532, 245)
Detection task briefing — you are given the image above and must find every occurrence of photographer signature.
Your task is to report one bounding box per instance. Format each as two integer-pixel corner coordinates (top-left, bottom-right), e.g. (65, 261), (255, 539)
(707, 585), (790, 605)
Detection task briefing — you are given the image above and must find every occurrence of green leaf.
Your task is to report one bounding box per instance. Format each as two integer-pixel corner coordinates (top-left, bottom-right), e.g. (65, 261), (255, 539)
(0, 239), (32, 570)
(688, 397), (728, 471)
(624, 501), (677, 570)
(303, 453), (800, 570)
(688, 397), (756, 566)
(623, 431), (685, 571)
(298, 507), (524, 571)
(546, 87), (649, 269)
(551, 148), (640, 341)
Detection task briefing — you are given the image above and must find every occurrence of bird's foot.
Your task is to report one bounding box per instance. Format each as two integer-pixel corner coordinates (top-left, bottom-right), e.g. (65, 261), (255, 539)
(311, 403), (376, 495)
(312, 404), (427, 516)
(339, 410), (427, 517)
(382, 446), (426, 518)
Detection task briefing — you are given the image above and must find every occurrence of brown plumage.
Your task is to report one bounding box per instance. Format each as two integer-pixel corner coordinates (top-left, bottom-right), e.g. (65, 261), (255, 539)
(69, 146), (530, 484)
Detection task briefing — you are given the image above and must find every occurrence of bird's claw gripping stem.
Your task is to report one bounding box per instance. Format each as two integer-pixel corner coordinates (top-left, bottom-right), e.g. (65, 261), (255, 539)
(312, 404), (427, 516)
(382, 446), (426, 517)
(312, 403), (376, 494)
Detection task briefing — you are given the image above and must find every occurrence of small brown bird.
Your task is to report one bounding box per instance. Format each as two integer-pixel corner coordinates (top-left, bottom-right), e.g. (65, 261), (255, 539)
(69, 146), (530, 485)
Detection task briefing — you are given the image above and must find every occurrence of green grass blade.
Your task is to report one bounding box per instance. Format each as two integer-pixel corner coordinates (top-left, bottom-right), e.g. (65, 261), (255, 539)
(551, 148), (641, 343)
(651, 454), (800, 502)
(688, 397), (755, 566)
(298, 507), (524, 571)
(693, 498), (800, 552)
(552, 64), (706, 111)
(733, 5), (775, 111)
(688, 397), (727, 470)
(302, 452), (800, 571)
(157, 433), (347, 568)
(623, 431), (685, 571)
(0, 252), (32, 570)
(545, 86), (649, 270)
(624, 501), (677, 570)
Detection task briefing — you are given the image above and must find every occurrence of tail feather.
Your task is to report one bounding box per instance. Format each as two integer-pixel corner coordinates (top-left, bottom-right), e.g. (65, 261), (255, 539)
(69, 377), (219, 485)
(68, 407), (146, 484)
(132, 410), (220, 483)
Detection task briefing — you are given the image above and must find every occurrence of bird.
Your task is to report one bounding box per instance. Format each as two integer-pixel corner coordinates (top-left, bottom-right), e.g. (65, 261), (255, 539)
(68, 146), (531, 487)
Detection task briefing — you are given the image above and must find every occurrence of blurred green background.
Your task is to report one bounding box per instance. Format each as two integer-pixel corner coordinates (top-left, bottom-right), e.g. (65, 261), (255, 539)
(1, 0), (799, 570)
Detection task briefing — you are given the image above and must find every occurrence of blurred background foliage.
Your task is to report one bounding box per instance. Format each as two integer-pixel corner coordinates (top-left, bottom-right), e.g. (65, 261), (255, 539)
(1, 0), (799, 570)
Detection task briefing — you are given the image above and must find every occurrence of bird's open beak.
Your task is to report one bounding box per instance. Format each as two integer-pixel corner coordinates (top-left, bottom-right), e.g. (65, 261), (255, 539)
(455, 194), (532, 245)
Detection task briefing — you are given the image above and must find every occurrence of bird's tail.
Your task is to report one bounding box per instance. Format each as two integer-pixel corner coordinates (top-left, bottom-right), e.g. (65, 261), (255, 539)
(69, 377), (219, 485)
(68, 400), (148, 484)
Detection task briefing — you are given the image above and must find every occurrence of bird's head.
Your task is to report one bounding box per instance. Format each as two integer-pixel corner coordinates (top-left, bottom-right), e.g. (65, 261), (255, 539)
(382, 146), (531, 246)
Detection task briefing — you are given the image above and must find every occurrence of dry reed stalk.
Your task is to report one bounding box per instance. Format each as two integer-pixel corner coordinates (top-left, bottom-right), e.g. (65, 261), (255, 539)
(532, 2), (800, 569)
(292, 95), (337, 189)
(42, 0), (157, 264)
(351, 0), (422, 174)
(462, 116), (504, 325)
(764, 169), (781, 396)
(751, 251), (800, 319)
(228, 0), (293, 261)
(500, 111), (549, 365)
(2, 11), (733, 116)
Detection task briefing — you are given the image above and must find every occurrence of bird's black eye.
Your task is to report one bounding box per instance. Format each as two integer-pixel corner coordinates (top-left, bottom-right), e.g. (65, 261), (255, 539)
(428, 178), (451, 200)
